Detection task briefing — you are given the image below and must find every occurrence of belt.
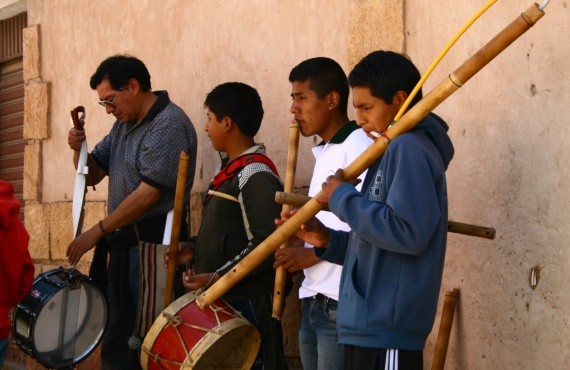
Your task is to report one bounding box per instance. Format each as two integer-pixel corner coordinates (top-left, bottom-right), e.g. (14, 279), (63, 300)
(312, 293), (337, 304)
(105, 213), (170, 248)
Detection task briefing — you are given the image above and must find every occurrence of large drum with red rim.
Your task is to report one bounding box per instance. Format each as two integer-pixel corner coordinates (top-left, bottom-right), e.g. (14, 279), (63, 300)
(141, 290), (260, 369)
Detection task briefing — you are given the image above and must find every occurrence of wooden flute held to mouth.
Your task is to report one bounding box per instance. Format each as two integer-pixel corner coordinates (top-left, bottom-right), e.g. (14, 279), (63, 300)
(272, 120), (300, 320)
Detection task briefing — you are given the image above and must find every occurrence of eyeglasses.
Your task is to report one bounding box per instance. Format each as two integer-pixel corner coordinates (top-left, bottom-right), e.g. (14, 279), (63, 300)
(97, 91), (122, 107)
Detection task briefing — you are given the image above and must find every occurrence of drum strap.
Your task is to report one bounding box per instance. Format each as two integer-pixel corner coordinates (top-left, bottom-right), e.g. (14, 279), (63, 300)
(208, 153), (279, 200)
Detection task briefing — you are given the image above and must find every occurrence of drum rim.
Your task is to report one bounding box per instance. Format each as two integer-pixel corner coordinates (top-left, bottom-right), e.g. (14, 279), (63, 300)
(187, 318), (260, 368)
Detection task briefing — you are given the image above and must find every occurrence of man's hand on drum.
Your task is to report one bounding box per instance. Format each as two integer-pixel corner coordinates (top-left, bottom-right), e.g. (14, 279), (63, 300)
(182, 269), (219, 291)
(273, 237), (320, 272)
(66, 228), (100, 265)
(164, 241), (196, 267)
(275, 209), (330, 249)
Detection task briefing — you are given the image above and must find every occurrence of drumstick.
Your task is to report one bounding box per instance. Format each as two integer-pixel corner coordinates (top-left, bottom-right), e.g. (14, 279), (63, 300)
(164, 152), (190, 307)
(274, 191), (496, 239)
(272, 120), (300, 320)
(196, 3), (545, 310)
(207, 190), (238, 202)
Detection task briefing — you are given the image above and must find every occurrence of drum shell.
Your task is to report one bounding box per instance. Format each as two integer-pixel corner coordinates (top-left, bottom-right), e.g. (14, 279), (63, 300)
(12, 275), (60, 355)
(141, 290), (260, 369)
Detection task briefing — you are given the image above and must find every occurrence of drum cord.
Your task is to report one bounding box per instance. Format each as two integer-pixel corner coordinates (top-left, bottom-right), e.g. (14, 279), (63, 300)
(199, 271), (219, 293)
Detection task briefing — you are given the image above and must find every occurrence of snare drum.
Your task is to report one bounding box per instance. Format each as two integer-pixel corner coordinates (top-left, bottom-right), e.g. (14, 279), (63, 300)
(12, 267), (107, 369)
(141, 290), (260, 369)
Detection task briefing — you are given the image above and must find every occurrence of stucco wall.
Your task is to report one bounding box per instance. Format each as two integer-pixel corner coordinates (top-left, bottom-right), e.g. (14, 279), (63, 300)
(24, 0), (404, 204)
(406, 1), (570, 369)
(7, 0), (568, 368)
(20, 0), (404, 267)
(28, 0), (348, 203)
(15, 0), (404, 368)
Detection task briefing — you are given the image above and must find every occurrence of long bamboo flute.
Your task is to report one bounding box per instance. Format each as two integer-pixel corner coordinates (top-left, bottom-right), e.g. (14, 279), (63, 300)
(164, 151), (190, 308)
(274, 191), (496, 240)
(272, 121), (300, 319)
(197, 3), (545, 309)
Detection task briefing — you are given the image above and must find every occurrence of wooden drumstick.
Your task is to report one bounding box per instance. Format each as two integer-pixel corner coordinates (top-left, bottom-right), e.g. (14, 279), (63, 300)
(164, 152), (190, 308)
(274, 191), (496, 239)
(196, 3), (544, 310)
(272, 120), (300, 320)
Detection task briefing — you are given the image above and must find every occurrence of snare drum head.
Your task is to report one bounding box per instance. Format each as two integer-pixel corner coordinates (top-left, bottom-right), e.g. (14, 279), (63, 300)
(12, 268), (108, 369)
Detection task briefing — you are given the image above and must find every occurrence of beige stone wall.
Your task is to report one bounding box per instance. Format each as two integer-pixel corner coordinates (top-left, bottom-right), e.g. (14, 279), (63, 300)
(406, 1), (570, 369)
(20, 0), (403, 270)
(349, 0), (405, 64)
(26, 0), (344, 203)
(17, 0), (404, 368)
(11, 0), (569, 368)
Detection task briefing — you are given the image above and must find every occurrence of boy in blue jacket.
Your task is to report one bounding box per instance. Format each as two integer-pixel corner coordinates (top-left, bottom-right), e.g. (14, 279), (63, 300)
(279, 50), (454, 369)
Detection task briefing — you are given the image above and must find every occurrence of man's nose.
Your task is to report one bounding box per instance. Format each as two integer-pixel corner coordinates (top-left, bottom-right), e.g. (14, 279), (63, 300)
(290, 101), (299, 114)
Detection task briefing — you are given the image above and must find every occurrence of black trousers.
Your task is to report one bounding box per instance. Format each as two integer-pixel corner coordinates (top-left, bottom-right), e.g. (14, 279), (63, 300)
(230, 294), (288, 370)
(345, 345), (423, 370)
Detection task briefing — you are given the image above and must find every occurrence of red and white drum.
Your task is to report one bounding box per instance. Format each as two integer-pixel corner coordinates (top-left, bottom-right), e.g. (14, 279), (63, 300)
(12, 267), (107, 369)
(141, 290), (260, 369)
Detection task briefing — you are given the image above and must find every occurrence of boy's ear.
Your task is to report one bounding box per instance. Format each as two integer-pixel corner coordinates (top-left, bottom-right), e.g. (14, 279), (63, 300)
(327, 91), (341, 110)
(393, 90), (409, 108)
(221, 116), (233, 132)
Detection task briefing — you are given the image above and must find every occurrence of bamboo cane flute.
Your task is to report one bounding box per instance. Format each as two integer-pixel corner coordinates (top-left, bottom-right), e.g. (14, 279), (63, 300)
(431, 289), (460, 370)
(164, 151), (190, 307)
(272, 121), (301, 319)
(197, 3), (545, 310)
(275, 191), (496, 240)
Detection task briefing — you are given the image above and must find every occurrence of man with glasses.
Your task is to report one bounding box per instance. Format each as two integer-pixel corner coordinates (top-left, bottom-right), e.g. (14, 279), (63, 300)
(97, 90), (121, 107)
(66, 54), (197, 370)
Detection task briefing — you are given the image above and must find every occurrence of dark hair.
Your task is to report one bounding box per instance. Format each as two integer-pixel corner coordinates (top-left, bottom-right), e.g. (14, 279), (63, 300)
(289, 57), (349, 115)
(90, 54), (151, 91)
(204, 82), (264, 137)
(348, 50), (422, 109)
